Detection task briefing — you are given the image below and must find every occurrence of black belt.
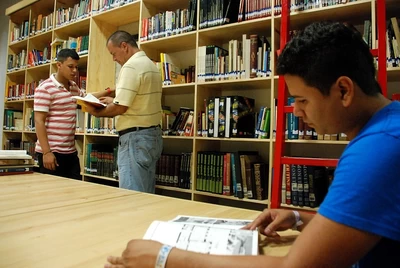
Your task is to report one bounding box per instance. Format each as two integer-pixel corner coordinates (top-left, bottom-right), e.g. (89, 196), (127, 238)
(118, 125), (159, 136)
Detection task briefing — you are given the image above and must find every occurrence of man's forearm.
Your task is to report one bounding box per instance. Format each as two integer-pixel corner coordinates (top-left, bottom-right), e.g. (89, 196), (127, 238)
(35, 122), (51, 153)
(167, 249), (287, 268)
(91, 102), (125, 118)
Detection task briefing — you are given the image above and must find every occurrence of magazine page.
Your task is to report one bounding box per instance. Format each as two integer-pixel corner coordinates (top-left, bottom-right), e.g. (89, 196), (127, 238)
(72, 93), (106, 108)
(169, 215), (253, 230)
(143, 221), (258, 255)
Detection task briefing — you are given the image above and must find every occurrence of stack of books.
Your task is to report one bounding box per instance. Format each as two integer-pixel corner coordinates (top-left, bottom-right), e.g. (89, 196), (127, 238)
(0, 150), (34, 176)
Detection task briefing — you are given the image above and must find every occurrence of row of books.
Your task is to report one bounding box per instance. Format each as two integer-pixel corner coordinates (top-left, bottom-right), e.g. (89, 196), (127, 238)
(3, 110), (23, 131)
(30, 13), (54, 36)
(5, 82), (25, 101)
(162, 107), (195, 136)
(197, 35), (271, 82)
(85, 113), (117, 135)
(84, 143), (118, 179)
(92, 0), (136, 14)
(7, 51), (27, 72)
(281, 164), (334, 208)
(196, 151), (268, 200)
(27, 47), (51, 67)
(155, 153), (192, 189)
(55, 0), (91, 27)
(205, 96), (256, 138)
(387, 17), (400, 68)
(52, 36), (90, 59)
(140, 1), (197, 42)
(10, 20), (29, 43)
(157, 53), (195, 86)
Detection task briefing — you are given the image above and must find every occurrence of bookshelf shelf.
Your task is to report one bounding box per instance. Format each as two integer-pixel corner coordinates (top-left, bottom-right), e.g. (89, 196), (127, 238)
(6, 69), (26, 76)
(75, 132), (84, 136)
(83, 173), (118, 182)
(24, 98), (34, 102)
(23, 131), (36, 134)
(195, 137), (271, 143)
(28, 30), (52, 44)
(92, 0), (140, 26)
(140, 32), (197, 53)
(156, 185), (192, 194)
(194, 191), (268, 205)
(282, 0), (372, 29)
(3, 130), (23, 134)
(54, 17), (90, 37)
(78, 54), (88, 66)
(143, 0), (186, 11)
(85, 133), (118, 138)
(284, 140), (349, 145)
(198, 17), (273, 45)
(27, 63), (51, 73)
(9, 39), (28, 50)
(162, 136), (194, 140)
(162, 83), (195, 95)
(197, 77), (272, 90)
(387, 67), (400, 82)
(5, 100), (24, 104)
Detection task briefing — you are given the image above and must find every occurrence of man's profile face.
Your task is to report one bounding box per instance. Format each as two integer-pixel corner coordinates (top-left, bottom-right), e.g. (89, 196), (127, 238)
(107, 41), (126, 66)
(57, 57), (78, 81)
(284, 74), (342, 135)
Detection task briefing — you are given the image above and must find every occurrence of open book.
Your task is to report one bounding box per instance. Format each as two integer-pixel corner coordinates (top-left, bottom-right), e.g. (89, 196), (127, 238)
(72, 93), (106, 112)
(143, 215), (258, 255)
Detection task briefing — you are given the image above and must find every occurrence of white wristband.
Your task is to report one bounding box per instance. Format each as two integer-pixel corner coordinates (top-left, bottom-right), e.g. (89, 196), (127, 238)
(292, 210), (304, 230)
(155, 244), (173, 268)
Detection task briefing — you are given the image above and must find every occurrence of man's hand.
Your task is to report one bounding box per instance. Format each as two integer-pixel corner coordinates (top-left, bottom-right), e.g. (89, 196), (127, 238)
(43, 152), (58, 171)
(99, 96), (114, 105)
(104, 240), (163, 268)
(243, 209), (296, 237)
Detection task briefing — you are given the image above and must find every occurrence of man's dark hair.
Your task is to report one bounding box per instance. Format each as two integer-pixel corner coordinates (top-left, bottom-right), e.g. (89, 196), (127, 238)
(107, 30), (138, 48)
(276, 21), (381, 96)
(57, 48), (79, 62)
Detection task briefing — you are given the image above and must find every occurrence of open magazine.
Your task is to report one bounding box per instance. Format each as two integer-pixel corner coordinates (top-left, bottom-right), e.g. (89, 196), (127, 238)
(72, 93), (106, 112)
(143, 215), (258, 255)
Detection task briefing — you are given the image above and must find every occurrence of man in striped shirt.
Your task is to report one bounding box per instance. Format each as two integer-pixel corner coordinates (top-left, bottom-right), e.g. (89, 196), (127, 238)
(34, 49), (111, 179)
(85, 31), (163, 193)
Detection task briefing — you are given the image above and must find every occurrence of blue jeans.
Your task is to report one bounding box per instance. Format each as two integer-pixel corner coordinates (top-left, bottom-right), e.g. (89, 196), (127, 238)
(117, 126), (163, 193)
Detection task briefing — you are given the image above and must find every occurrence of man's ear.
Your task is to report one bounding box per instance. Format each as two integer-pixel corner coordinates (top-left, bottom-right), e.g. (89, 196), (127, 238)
(335, 76), (354, 107)
(56, 61), (62, 69)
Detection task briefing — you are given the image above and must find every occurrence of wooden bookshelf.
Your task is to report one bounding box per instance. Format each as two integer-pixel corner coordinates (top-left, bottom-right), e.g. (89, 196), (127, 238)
(3, 0), (399, 211)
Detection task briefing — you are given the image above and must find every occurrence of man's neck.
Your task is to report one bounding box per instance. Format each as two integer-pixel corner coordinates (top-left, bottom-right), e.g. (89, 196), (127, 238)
(55, 73), (69, 88)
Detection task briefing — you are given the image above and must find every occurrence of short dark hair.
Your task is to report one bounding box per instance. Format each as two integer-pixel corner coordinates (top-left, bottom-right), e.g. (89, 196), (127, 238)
(276, 21), (381, 96)
(107, 30), (138, 48)
(57, 48), (79, 62)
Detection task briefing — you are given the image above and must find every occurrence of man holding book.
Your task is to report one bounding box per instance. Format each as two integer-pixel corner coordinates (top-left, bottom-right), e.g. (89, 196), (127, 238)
(85, 31), (163, 193)
(34, 49), (113, 180)
(104, 22), (400, 268)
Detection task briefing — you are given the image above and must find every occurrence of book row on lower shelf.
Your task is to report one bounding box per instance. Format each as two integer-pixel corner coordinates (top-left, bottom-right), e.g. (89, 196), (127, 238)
(282, 164), (335, 209)
(196, 151), (268, 201)
(85, 143), (118, 179)
(155, 153), (192, 189)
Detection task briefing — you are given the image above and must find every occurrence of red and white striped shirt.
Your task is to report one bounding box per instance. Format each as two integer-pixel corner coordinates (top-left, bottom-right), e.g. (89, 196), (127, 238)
(34, 74), (85, 154)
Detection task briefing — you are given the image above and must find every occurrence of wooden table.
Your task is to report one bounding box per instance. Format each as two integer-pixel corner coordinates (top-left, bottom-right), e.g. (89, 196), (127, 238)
(0, 173), (296, 267)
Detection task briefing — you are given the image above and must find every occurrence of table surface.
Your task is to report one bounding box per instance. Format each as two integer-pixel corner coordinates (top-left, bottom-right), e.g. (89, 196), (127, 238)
(0, 173), (296, 267)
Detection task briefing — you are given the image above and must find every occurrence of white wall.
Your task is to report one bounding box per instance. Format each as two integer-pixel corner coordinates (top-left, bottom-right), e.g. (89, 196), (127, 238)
(0, 0), (22, 145)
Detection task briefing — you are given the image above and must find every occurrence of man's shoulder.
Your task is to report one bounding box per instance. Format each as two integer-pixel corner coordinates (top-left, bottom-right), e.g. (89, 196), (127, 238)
(36, 77), (56, 91)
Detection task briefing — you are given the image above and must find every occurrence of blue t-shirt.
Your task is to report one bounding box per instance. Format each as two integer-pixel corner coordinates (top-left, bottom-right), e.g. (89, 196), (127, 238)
(319, 101), (400, 268)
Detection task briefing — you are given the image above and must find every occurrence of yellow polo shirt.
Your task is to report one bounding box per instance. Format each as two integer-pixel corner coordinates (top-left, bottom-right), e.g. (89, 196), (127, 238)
(113, 51), (162, 131)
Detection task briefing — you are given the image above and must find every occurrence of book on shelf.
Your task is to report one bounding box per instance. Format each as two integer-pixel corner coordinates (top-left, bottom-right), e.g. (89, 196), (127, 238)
(72, 94), (106, 112)
(144, 215), (258, 255)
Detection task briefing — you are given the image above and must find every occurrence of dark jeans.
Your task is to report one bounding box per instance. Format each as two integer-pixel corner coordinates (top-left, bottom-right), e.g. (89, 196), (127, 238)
(37, 151), (81, 180)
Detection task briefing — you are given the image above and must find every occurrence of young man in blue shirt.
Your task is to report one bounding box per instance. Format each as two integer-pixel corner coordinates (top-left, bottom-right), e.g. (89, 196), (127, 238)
(104, 21), (400, 268)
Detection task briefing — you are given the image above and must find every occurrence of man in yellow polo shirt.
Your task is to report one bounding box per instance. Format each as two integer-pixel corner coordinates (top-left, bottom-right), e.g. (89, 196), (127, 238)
(86, 30), (163, 193)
